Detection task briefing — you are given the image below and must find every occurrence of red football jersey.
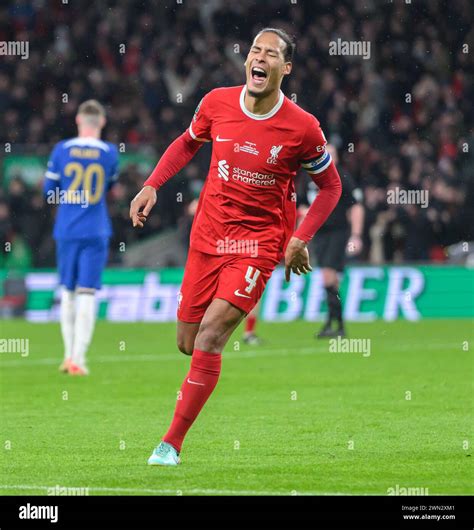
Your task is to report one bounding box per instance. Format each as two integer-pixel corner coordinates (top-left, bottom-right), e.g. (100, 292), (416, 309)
(188, 85), (332, 264)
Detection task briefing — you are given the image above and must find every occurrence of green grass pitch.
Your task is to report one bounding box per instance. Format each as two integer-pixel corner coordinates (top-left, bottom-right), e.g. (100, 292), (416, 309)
(0, 319), (472, 496)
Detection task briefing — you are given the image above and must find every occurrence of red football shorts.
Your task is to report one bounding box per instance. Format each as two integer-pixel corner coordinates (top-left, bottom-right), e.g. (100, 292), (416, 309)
(177, 247), (275, 323)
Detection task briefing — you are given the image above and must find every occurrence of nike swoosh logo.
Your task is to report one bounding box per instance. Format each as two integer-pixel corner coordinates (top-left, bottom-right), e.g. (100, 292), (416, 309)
(216, 135), (232, 142)
(187, 378), (205, 386)
(234, 289), (251, 299)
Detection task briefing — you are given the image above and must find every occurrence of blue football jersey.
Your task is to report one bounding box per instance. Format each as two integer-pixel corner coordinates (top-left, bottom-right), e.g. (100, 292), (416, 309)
(43, 137), (119, 240)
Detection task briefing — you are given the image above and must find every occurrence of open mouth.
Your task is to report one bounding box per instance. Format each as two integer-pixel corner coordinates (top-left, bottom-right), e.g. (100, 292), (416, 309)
(251, 66), (268, 85)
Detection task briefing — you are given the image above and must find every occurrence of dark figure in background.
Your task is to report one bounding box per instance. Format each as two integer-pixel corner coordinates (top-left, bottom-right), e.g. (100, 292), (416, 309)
(299, 145), (364, 338)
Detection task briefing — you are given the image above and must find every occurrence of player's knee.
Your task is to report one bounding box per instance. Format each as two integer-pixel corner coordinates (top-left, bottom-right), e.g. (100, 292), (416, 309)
(178, 343), (193, 356)
(322, 268), (338, 287)
(194, 324), (222, 353)
(76, 287), (96, 295)
(177, 338), (193, 356)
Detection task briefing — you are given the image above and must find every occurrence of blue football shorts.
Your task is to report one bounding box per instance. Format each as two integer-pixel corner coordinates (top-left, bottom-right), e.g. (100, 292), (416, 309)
(56, 237), (109, 290)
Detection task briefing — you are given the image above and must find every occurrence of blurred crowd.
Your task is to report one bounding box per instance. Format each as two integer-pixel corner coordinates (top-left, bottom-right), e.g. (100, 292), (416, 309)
(0, 0), (473, 267)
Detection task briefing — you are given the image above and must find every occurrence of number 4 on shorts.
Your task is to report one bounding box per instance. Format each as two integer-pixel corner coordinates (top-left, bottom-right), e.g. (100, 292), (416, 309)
(245, 266), (261, 294)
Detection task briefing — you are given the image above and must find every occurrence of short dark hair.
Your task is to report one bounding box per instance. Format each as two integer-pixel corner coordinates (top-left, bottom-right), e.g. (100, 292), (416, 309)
(255, 27), (295, 62)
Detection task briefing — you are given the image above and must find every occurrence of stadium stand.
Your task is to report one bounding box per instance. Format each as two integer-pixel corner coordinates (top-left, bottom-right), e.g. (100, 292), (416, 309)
(1, 0), (472, 266)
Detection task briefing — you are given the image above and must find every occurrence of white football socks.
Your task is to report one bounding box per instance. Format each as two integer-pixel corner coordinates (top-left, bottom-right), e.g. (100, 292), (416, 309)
(60, 288), (75, 361)
(72, 292), (96, 369)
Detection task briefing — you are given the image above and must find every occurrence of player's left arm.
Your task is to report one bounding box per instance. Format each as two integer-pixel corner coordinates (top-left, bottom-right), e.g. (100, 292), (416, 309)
(285, 119), (342, 281)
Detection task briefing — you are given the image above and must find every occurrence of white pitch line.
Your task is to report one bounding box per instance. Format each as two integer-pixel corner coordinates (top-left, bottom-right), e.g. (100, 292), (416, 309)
(0, 342), (461, 369)
(0, 484), (459, 496)
(0, 484), (369, 496)
(0, 347), (319, 368)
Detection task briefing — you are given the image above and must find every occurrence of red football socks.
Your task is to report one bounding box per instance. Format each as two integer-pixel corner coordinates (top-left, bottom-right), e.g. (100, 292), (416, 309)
(163, 349), (222, 452)
(244, 314), (257, 334)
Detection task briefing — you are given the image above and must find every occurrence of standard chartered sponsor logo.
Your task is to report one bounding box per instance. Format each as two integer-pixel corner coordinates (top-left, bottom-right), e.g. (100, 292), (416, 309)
(232, 166), (275, 186)
(217, 160), (275, 186)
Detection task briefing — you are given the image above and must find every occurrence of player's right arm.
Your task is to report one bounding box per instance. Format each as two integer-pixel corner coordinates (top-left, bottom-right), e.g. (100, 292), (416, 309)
(129, 93), (213, 228)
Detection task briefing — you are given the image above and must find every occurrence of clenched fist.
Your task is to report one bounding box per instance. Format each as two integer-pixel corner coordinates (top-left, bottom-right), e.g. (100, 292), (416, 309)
(129, 186), (157, 228)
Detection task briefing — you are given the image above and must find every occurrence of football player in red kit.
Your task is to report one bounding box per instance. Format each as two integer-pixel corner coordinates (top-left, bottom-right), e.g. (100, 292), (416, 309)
(130, 28), (342, 465)
(243, 303), (261, 345)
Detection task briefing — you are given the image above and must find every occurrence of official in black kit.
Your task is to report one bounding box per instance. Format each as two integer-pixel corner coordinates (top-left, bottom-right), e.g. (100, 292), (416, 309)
(298, 145), (364, 337)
